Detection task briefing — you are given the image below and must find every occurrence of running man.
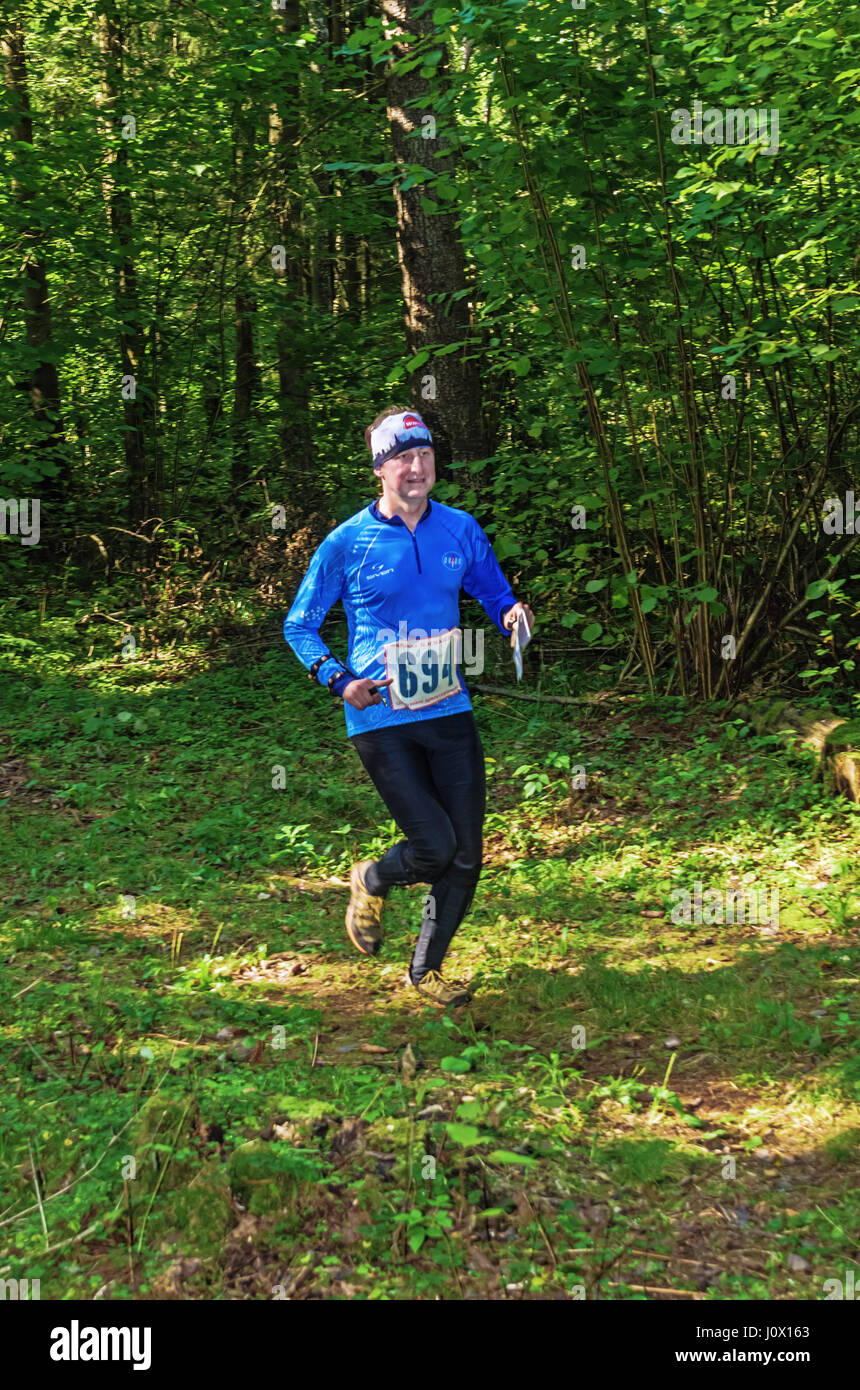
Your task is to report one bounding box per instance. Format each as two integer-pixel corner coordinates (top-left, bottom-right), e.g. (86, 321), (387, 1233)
(283, 406), (535, 1008)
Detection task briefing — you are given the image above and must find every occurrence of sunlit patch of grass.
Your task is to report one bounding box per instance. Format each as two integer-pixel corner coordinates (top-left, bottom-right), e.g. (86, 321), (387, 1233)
(2, 633), (860, 1297)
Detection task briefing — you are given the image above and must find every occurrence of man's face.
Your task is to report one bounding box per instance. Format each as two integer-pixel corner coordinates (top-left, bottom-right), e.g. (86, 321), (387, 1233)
(376, 445), (435, 503)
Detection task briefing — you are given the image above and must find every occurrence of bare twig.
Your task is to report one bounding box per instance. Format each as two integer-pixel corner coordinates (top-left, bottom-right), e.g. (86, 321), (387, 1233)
(135, 1098), (194, 1255)
(606, 1281), (702, 1298)
(26, 1139), (48, 1248)
(472, 684), (627, 706)
(11, 977), (43, 1001)
(0, 1083), (163, 1230)
(24, 1040), (63, 1081)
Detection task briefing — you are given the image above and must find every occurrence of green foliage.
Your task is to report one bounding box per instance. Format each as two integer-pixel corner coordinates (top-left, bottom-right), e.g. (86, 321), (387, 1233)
(2, 0), (859, 698)
(1, 633), (859, 1299)
(3, 0), (860, 1305)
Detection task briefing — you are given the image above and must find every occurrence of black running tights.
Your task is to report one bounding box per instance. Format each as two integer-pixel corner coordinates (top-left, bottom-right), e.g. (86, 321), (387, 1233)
(350, 710), (486, 980)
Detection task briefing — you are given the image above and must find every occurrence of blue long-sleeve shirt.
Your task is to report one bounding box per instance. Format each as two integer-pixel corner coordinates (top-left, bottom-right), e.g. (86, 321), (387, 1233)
(283, 497), (517, 736)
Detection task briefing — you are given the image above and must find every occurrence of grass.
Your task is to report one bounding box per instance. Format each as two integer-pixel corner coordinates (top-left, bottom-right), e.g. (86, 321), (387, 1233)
(2, 611), (860, 1300)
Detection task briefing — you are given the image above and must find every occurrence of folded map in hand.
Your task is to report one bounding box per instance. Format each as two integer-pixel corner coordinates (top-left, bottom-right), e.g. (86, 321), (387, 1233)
(513, 609), (532, 682)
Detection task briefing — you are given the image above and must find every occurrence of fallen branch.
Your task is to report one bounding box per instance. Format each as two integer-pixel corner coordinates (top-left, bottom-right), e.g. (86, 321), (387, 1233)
(74, 611), (133, 630)
(605, 1281), (702, 1298)
(734, 697), (860, 802)
(0, 1222), (102, 1274)
(472, 684), (629, 706)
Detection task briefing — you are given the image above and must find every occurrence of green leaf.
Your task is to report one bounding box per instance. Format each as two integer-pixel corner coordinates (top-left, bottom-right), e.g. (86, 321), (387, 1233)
(405, 350), (431, 372)
(805, 579), (829, 601)
(444, 1122), (484, 1146)
(486, 1149), (537, 1166)
(825, 720), (860, 748)
(493, 534), (521, 561)
(581, 623), (603, 642)
(585, 578), (608, 593)
(441, 1055), (472, 1074)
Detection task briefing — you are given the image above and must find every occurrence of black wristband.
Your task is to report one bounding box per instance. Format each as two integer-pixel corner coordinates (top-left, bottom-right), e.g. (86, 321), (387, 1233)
(309, 654), (333, 682)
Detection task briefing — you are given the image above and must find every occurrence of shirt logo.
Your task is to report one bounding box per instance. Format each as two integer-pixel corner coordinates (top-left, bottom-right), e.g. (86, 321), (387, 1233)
(442, 551), (463, 571)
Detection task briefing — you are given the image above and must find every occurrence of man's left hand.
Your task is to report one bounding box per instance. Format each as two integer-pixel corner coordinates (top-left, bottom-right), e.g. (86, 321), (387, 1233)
(503, 602), (536, 642)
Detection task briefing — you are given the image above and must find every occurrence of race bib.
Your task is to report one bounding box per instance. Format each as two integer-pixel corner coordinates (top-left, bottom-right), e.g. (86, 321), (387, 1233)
(383, 628), (463, 710)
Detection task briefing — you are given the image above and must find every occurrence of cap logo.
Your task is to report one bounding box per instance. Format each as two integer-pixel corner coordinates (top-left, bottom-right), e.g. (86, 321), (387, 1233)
(370, 410), (434, 468)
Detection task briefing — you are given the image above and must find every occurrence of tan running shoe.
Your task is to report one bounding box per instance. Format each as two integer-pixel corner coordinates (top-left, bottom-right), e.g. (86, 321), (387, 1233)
(406, 968), (473, 1008)
(345, 860), (385, 956)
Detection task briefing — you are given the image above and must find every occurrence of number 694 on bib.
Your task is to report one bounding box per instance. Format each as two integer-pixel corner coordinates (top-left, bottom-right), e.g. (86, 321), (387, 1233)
(383, 627), (463, 710)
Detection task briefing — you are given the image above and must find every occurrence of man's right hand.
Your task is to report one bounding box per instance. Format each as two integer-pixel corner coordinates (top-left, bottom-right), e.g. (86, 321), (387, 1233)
(342, 677), (394, 710)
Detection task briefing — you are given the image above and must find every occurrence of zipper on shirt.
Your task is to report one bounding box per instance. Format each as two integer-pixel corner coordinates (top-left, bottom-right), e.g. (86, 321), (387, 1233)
(410, 531), (422, 574)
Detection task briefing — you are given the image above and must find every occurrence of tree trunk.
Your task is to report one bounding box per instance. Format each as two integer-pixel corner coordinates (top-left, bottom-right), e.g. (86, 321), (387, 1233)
(232, 284), (259, 498)
(269, 0), (314, 507)
(231, 104), (261, 505)
(381, 0), (486, 469)
(2, 21), (68, 514)
(310, 169), (335, 316)
(98, 9), (150, 531)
